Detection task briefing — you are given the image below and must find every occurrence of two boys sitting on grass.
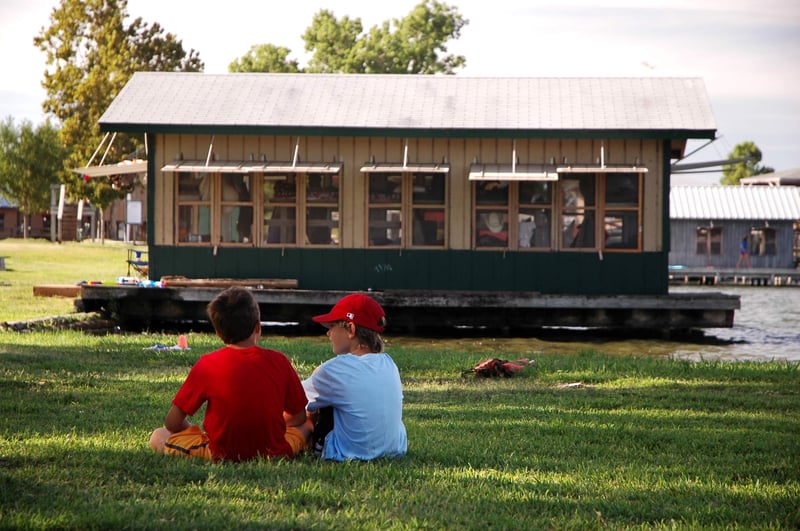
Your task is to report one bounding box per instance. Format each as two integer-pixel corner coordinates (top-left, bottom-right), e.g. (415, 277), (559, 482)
(149, 288), (407, 462)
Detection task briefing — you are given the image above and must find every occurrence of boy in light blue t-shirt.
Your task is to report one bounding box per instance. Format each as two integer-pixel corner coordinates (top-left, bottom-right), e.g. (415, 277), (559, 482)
(302, 294), (407, 461)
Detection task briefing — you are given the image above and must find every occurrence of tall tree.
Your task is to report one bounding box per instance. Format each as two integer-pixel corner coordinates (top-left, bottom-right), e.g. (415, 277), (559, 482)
(229, 44), (301, 73)
(34, 0), (203, 226)
(0, 118), (67, 239)
(720, 141), (775, 185)
(228, 0), (467, 74)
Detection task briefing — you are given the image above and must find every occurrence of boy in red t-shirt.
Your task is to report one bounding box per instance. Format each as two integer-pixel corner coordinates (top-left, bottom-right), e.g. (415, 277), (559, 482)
(149, 287), (310, 461)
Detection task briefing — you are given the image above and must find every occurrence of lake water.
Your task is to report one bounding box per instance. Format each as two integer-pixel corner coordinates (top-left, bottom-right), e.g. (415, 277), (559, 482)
(384, 286), (800, 364)
(668, 285), (800, 363)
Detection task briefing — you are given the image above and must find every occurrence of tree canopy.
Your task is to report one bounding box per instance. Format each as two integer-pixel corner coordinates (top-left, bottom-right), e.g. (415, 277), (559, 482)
(229, 0), (467, 74)
(34, 0), (203, 211)
(0, 118), (67, 238)
(720, 141), (775, 185)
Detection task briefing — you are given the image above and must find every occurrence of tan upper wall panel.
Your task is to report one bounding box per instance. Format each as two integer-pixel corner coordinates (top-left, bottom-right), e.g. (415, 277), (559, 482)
(151, 133), (664, 250)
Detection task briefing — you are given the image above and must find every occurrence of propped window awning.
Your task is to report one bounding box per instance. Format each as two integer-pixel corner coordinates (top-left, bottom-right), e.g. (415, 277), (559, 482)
(469, 164), (558, 181)
(556, 164), (648, 173)
(72, 159), (147, 178)
(360, 162), (450, 173)
(161, 160), (343, 174)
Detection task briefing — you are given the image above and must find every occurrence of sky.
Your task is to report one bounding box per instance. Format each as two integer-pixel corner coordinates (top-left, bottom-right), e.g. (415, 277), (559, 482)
(1, 0), (798, 185)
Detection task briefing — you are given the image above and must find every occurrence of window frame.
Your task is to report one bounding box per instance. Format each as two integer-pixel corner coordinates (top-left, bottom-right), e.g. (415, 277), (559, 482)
(174, 170), (341, 248)
(695, 226), (722, 256)
(749, 227), (776, 256)
(471, 172), (643, 251)
(365, 170), (448, 249)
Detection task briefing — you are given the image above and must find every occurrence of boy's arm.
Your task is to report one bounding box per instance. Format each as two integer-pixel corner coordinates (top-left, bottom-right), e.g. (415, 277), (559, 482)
(164, 404), (191, 433)
(283, 409), (307, 428)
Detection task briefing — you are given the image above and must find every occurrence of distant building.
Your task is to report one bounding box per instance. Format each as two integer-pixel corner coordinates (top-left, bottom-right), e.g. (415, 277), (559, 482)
(669, 185), (800, 268)
(740, 167), (800, 187)
(0, 194), (50, 239)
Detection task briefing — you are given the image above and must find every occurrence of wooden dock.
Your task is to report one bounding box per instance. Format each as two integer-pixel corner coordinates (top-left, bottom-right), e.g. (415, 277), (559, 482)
(668, 267), (800, 287)
(77, 285), (740, 334)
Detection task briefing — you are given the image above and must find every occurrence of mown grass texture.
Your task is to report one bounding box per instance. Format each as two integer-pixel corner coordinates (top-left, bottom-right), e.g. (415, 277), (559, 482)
(0, 239), (133, 323)
(1, 331), (798, 529)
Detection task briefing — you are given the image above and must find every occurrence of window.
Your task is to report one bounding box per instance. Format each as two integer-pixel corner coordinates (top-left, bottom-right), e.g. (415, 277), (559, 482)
(750, 227), (776, 256)
(472, 172), (642, 251)
(560, 175), (596, 249)
(367, 172), (446, 248)
(518, 181), (553, 248)
(263, 175), (297, 244)
(305, 173), (340, 245)
(175, 170), (338, 247)
(695, 227), (722, 255)
(262, 173), (340, 246)
(177, 172), (211, 243)
(221, 174), (253, 243)
(603, 173), (640, 249)
(474, 180), (509, 248)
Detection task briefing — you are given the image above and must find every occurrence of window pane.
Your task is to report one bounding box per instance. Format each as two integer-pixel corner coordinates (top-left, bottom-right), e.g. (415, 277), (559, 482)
(561, 175), (595, 208)
(709, 227), (722, 255)
(221, 205), (253, 243)
(605, 173), (639, 206)
(562, 211), (595, 248)
(178, 173), (210, 201)
(369, 173), (402, 204)
(765, 229), (777, 255)
(178, 204), (210, 242)
(306, 207), (338, 245)
(412, 208), (445, 246)
(519, 208), (551, 248)
(264, 207), (296, 244)
(413, 174), (445, 204)
(369, 208), (401, 246)
(519, 181), (552, 205)
(271, 176), (296, 201)
(695, 228), (708, 255)
(604, 211), (638, 249)
(306, 173), (339, 202)
(476, 181), (508, 205)
(476, 210), (508, 247)
(222, 174), (251, 202)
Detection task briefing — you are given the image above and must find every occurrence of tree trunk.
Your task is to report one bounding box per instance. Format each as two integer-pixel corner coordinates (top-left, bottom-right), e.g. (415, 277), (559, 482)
(100, 206), (105, 244)
(22, 212), (29, 239)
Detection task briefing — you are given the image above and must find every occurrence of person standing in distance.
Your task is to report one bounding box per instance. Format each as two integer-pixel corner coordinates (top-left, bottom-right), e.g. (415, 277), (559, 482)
(303, 294), (407, 461)
(736, 235), (751, 269)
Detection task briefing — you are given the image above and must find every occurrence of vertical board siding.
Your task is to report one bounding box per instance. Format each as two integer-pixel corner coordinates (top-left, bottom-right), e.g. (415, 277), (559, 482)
(148, 133), (667, 295)
(151, 246), (667, 294)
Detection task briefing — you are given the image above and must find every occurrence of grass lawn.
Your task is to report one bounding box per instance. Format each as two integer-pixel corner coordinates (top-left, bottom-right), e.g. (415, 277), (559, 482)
(0, 238), (798, 528)
(0, 238), (135, 323)
(0, 330), (798, 529)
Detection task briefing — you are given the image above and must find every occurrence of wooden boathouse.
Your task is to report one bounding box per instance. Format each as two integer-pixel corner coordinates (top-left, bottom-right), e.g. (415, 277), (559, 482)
(79, 73), (739, 332)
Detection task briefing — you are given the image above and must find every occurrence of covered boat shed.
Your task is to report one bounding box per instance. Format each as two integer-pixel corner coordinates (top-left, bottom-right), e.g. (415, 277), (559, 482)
(80, 73), (738, 332)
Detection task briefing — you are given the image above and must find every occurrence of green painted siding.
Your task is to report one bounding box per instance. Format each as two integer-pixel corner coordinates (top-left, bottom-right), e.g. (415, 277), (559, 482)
(150, 246), (668, 295)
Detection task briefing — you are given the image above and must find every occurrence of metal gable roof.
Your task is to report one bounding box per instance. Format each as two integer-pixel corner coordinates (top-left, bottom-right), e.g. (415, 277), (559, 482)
(99, 72), (716, 137)
(670, 185), (800, 220)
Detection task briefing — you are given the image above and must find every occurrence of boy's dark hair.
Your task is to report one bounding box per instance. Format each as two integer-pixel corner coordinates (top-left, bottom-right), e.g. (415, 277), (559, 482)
(206, 287), (260, 345)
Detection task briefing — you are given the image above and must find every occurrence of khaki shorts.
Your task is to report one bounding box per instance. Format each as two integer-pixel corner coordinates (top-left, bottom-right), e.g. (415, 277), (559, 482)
(164, 425), (308, 461)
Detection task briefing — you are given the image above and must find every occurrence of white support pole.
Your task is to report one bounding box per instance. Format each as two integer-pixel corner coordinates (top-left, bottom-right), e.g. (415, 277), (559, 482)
(98, 132), (117, 166)
(205, 135), (215, 166)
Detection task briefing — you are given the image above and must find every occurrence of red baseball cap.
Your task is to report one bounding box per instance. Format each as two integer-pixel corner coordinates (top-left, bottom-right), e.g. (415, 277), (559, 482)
(312, 294), (386, 332)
